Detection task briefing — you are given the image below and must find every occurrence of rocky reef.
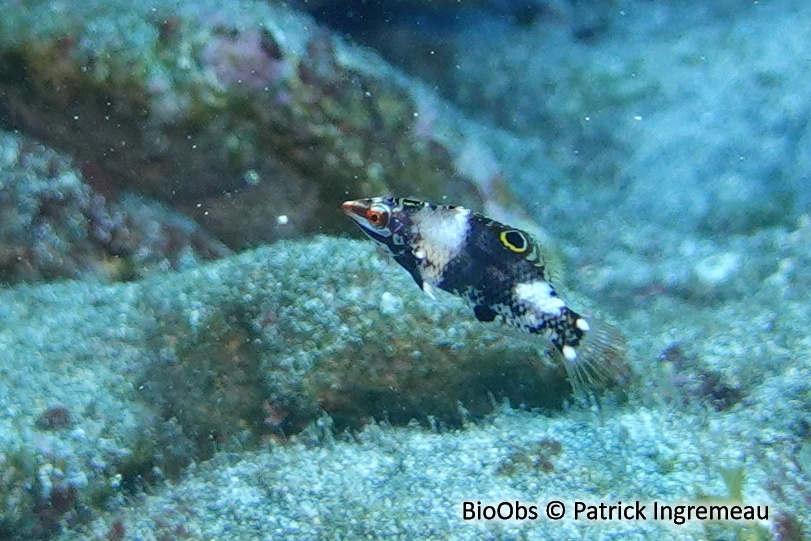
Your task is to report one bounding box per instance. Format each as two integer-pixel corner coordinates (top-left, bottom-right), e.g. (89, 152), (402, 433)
(0, 236), (605, 537)
(0, 131), (230, 283)
(0, 0), (528, 253)
(2, 0), (811, 539)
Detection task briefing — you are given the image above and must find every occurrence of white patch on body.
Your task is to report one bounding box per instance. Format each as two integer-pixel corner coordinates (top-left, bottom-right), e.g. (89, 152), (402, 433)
(410, 206), (470, 285)
(514, 281), (566, 315)
(562, 345), (578, 361)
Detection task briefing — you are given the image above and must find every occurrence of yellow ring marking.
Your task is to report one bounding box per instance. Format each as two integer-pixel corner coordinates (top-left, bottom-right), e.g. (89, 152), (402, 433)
(500, 230), (528, 253)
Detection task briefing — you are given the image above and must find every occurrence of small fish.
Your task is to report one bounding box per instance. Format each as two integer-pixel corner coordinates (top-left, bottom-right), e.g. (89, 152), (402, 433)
(342, 196), (628, 393)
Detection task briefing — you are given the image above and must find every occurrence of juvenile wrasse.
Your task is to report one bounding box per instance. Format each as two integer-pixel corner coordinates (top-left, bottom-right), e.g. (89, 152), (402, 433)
(342, 196), (628, 393)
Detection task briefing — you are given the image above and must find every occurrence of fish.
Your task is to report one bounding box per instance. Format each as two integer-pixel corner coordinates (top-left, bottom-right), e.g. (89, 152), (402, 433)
(342, 196), (628, 393)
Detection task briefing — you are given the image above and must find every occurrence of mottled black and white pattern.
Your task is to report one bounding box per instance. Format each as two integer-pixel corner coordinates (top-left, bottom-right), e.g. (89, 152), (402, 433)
(342, 196), (627, 391)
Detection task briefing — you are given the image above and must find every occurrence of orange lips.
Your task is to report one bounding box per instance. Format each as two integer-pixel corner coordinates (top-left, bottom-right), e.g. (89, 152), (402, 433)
(341, 200), (365, 218)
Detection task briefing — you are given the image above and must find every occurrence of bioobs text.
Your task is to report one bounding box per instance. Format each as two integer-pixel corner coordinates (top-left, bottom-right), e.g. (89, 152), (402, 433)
(463, 501), (538, 521)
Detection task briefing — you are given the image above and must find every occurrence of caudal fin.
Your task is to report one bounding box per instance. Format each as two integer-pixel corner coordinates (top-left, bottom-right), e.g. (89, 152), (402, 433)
(557, 319), (630, 395)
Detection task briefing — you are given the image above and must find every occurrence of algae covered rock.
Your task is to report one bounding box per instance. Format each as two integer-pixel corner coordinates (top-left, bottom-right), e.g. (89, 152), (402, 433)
(139, 236), (576, 434)
(0, 234), (580, 537)
(0, 130), (230, 284)
(0, 0), (528, 250)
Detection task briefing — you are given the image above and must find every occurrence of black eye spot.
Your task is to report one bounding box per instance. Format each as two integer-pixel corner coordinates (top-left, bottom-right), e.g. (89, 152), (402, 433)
(500, 230), (528, 253)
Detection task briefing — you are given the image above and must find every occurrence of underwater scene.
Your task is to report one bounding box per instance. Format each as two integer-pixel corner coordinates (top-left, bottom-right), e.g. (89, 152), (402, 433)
(0, 0), (809, 539)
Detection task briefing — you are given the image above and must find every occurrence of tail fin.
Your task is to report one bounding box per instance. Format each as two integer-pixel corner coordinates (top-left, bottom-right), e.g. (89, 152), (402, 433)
(558, 319), (630, 395)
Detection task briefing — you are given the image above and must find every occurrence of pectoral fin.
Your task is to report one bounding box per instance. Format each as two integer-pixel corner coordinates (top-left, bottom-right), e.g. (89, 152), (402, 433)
(422, 281), (438, 300)
(473, 304), (497, 322)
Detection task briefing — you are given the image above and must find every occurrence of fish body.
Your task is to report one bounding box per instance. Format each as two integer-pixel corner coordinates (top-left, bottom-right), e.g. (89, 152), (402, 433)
(342, 196), (627, 392)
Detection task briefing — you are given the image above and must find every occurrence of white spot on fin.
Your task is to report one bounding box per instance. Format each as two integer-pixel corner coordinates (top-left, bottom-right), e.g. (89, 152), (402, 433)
(422, 281), (438, 300)
(576, 318), (590, 331)
(559, 319), (628, 396)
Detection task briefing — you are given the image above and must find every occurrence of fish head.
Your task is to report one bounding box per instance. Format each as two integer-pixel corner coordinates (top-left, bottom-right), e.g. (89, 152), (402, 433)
(342, 196), (425, 256)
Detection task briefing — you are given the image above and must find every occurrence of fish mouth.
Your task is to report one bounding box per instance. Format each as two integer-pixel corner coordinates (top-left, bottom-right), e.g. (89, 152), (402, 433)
(341, 200), (367, 220)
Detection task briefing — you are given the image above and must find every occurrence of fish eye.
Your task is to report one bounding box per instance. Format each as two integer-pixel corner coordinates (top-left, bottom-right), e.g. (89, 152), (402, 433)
(366, 205), (390, 229)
